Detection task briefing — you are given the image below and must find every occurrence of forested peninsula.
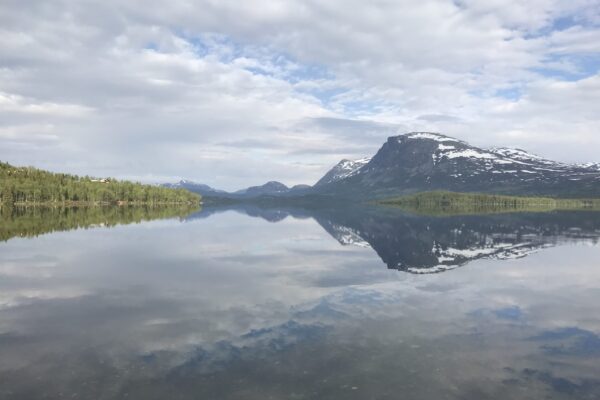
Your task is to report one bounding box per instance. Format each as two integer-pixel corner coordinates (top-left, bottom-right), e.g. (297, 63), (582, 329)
(0, 162), (200, 206)
(380, 191), (600, 216)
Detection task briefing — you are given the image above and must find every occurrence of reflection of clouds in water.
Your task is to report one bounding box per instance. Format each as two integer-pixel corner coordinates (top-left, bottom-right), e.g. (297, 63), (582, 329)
(0, 253), (87, 309)
(470, 305), (525, 322)
(530, 327), (600, 357)
(0, 211), (599, 398)
(514, 368), (600, 397)
(5, 283), (597, 399)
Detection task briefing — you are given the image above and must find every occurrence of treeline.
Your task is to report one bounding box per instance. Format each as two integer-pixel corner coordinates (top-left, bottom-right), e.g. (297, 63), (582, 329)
(0, 161), (200, 205)
(0, 205), (199, 242)
(380, 191), (600, 216)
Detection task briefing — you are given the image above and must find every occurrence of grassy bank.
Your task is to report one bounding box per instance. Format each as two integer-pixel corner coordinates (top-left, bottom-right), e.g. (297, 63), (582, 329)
(379, 191), (600, 216)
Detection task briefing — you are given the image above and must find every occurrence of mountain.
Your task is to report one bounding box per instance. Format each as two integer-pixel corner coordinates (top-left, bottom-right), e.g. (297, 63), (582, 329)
(235, 181), (290, 196)
(289, 184), (312, 192)
(163, 180), (313, 199)
(163, 180), (227, 197)
(313, 132), (600, 198)
(577, 162), (600, 171)
(166, 131), (600, 200)
(314, 157), (371, 186)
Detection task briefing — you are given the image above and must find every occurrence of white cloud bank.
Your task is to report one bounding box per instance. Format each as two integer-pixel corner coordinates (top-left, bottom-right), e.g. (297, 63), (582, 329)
(0, 0), (599, 189)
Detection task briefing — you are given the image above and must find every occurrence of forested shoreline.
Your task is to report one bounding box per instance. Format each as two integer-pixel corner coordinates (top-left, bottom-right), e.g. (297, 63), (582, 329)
(380, 191), (600, 216)
(0, 161), (200, 205)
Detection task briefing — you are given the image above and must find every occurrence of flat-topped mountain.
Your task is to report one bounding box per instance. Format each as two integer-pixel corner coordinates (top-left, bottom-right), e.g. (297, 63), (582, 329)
(313, 132), (600, 198)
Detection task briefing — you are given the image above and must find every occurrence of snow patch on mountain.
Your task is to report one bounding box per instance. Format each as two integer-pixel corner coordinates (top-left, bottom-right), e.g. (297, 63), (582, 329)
(333, 158), (371, 180)
(578, 162), (600, 171)
(315, 156), (371, 186)
(491, 147), (559, 166)
(444, 149), (498, 160)
(432, 144), (499, 165)
(403, 132), (462, 143)
(427, 138), (582, 174)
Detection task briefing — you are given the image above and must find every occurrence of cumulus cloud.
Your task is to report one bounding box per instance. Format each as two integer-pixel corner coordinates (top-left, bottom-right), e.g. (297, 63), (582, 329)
(0, 0), (599, 188)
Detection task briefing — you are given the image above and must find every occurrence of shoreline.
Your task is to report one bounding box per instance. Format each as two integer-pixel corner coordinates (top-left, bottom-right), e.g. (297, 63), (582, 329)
(378, 191), (600, 216)
(1, 201), (201, 208)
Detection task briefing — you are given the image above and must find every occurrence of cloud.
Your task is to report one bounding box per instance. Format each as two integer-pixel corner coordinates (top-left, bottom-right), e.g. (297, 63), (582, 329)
(0, 0), (599, 188)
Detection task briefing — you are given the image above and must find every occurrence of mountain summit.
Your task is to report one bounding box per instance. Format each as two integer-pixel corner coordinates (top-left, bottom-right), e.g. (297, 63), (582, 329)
(235, 181), (290, 196)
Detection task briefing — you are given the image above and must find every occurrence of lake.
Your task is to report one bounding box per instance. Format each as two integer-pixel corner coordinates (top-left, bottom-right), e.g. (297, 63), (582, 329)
(1, 205), (599, 399)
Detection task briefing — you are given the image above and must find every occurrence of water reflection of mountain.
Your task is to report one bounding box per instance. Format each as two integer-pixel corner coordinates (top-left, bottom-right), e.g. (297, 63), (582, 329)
(189, 203), (313, 223)
(190, 205), (600, 273)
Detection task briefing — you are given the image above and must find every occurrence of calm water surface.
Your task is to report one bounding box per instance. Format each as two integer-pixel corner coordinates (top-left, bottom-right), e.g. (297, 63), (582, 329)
(1, 205), (599, 399)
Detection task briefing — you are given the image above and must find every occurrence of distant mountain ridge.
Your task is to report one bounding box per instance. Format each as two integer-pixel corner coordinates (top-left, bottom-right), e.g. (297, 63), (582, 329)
(235, 181), (289, 196)
(166, 132), (600, 199)
(163, 181), (227, 197)
(164, 180), (313, 199)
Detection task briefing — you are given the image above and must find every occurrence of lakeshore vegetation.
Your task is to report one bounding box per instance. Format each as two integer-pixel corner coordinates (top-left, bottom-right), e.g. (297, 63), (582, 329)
(380, 191), (600, 216)
(0, 161), (200, 206)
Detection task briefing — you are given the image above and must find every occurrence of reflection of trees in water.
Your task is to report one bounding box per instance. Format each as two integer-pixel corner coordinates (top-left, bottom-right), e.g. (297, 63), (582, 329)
(0, 205), (200, 242)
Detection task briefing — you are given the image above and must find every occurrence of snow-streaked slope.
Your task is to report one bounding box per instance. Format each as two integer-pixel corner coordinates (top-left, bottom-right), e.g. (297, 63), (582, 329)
(315, 157), (372, 186)
(577, 162), (600, 171)
(314, 131), (600, 197)
(403, 132), (464, 143)
(491, 147), (559, 165)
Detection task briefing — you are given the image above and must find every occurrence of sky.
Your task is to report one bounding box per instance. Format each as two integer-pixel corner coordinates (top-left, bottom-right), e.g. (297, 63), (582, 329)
(1, 0), (599, 190)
